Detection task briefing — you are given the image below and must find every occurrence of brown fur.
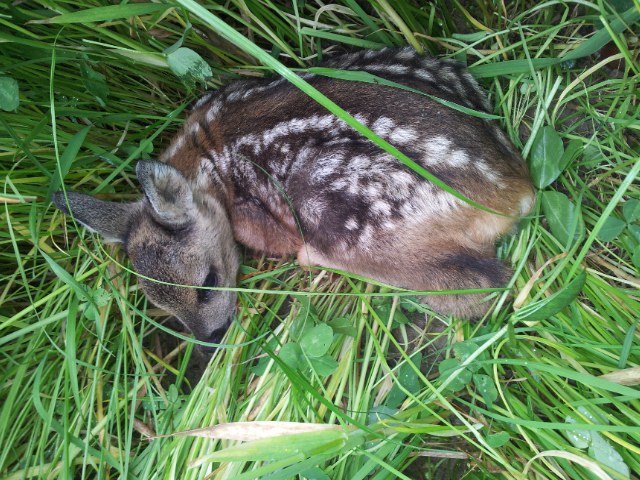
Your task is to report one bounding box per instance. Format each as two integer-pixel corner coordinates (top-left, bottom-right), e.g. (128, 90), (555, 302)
(54, 47), (535, 349)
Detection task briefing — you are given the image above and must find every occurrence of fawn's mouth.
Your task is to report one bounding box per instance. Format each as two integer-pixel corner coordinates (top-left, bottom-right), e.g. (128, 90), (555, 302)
(196, 317), (233, 353)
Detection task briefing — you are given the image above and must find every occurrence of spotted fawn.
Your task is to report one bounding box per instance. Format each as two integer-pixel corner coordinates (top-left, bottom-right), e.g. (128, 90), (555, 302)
(54, 47), (534, 347)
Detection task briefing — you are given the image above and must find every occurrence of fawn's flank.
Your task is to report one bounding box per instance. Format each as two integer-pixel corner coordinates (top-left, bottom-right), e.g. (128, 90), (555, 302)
(54, 47), (535, 348)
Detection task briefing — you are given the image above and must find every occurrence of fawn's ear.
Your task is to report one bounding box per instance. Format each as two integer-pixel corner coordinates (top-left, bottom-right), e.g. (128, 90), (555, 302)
(52, 191), (138, 243)
(136, 160), (195, 230)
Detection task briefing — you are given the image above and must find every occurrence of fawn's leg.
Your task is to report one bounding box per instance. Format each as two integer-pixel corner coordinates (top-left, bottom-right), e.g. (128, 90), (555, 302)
(416, 251), (512, 319)
(297, 242), (511, 320)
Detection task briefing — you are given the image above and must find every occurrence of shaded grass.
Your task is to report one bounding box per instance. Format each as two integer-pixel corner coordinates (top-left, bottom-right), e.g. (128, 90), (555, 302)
(1, 0), (639, 479)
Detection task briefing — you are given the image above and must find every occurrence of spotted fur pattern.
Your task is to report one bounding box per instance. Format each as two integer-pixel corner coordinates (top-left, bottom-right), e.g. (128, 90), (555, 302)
(171, 49), (531, 255)
(55, 47), (535, 348)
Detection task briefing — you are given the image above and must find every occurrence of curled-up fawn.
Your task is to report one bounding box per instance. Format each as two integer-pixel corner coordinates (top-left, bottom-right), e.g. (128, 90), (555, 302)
(54, 47), (534, 348)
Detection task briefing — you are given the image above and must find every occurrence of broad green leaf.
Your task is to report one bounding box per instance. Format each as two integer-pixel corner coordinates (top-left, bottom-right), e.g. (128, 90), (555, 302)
(167, 47), (212, 85)
(452, 31), (490, 42)
(36, 4), (169, 24)
(565, 421), (591, 449)
(302, 467), (331, 480)
(279, 343), (303, 370)
(566, 407), (630, 478)
(629, 224), (640, 242)
(453, 340), (482, 373)
(565, 407), (602, 449)
(397, 352), (422, 392)
(486, 431), (510, 448)
(290, 296), (318, 341)
(92, 287), (112, 306)
(473, 374), (498, 407)
(83, 303), (100, 322)
(326, 317), (356, 337)
(589, 433), (630, 478)
(529, 126), (564, 189)
(514, 270), (586, 322)
(80, 62), (109, 107)
(596, 216), (626, 242)
(623, 199), (640, 222)
(438, 358), (472, 392)
(399, 296), (422, 313)
(311, 355), (338, 377)
(0, 76), (19, 111)
(632, 245), (640, 269)
(300, 324), (333, 358)
(558, 139), (582, 171)
(192, 429), (347, 463)
(386, 352), (423, 407)
(367, 405), (397, 424)
(251, 356), (269, 376)
(541, 191), (582, 247)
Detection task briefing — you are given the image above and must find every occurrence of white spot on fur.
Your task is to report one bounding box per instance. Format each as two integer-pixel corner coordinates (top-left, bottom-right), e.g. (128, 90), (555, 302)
(364, 183), (382, 201)
(350, 155), (371, 172)
(388, 171), (415, 200)
(396, 48), (415, 60)
(475, 160), (502, 185)
(189, 122), (201, 136)
(359, 224), (375, 249)
(192, 92), (214, 110)
(423, 136), (452, 164)
(196, 158), (226, 194)
(389, 126), (418, 144)
(365, 64), (410, 75)
(353, 113), (368, 125)
(218, 146), (233, 173)
(260, 115), (336, 144)
(371, 200), (392, 216)
(160, 134), (186, 162)
(415, 68), (435, 82)
(331, 178), (349, 190)
(226, 90), (243, 103)
(345, 217), (359, 230)
(300, 197), (325, 226)
(262, 122), (292, 144)
(314, 153), (342, 181)
(403, 183), (460, 217)
(372, 117), (395, 136)
(448, 149), (470, 167)
(206, 101), (222, 122)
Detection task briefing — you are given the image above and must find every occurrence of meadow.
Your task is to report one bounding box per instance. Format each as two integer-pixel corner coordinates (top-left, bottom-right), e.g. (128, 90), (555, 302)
(1, 1), (639, 478)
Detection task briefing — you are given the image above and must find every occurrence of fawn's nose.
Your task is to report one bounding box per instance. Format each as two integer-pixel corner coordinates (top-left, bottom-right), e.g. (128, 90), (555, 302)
(194, 316), (233, 354)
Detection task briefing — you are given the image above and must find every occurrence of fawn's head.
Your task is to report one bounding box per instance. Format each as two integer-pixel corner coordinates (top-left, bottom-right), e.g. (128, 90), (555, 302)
(53, 160), (239, 349)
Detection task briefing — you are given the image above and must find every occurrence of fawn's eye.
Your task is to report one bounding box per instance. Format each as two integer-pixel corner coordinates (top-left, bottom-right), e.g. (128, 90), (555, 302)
(197, 268), (218, 303)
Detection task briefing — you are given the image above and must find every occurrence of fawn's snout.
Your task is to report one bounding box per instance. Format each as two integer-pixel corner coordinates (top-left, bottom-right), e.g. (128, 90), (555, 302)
(53, 161), (239, 349)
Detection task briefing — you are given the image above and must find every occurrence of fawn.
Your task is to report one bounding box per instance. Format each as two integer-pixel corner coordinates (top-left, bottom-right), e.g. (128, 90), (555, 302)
(54, 47), (534, 348)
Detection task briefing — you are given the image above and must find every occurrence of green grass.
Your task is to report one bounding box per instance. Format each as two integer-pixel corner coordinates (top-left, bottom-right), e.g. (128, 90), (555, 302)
(1, 0), (639, 479)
